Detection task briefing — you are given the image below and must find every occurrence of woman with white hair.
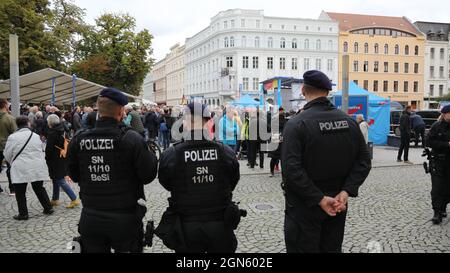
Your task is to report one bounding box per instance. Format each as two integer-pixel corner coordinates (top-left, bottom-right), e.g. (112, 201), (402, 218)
(356, 114), (369, 144)
(45, 114), (80, 209)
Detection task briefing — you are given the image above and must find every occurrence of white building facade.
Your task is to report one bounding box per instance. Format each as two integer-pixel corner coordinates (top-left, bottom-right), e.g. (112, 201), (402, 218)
(165, 44), (186, 107)
(185, 9), (339, 106)
(415, 22), (450, 109)
(142, 73), (155, 102)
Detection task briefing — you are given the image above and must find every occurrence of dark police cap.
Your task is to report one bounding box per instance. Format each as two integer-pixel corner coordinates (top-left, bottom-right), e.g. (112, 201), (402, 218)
(303, 70), (333, 91)
(99, 87), (128, 106)
(185, 102), (211, 119)
(441, 104), (450, 114)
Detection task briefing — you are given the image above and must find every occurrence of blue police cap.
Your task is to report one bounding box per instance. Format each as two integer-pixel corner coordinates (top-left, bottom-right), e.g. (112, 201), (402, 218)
(185, 102), (211, 119)
(441, 104), (450, 114)
(99, 87), (128, 106)
(303, 70), (332, 91)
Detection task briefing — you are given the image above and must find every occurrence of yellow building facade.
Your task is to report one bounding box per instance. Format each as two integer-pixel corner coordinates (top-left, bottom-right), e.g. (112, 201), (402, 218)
(324, 12), (426, 109)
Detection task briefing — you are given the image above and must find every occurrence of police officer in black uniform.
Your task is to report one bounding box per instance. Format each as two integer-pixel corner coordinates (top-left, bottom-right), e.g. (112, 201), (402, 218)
(157, 102), (241, 253)
(67, 88), (158, 253)
(426, 105), (450, 225)
(281, 70), (372, 253)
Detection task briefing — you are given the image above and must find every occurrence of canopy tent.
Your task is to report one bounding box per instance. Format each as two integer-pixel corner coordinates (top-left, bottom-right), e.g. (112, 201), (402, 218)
(333, 82), (391, 145)
(0, 68), (139, 106)
(230, 94), (259, 107)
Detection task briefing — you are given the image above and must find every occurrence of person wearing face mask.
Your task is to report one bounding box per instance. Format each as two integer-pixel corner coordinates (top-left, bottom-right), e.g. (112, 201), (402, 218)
(426, 105), (450, 225)
(281, 70), (372, 253)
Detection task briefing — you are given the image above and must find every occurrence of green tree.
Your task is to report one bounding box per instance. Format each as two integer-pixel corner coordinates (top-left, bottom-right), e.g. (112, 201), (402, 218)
(73, 13), (154, 96)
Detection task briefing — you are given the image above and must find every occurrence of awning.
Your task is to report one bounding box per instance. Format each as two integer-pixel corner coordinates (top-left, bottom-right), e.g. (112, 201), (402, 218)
(0, 68), (139, 105)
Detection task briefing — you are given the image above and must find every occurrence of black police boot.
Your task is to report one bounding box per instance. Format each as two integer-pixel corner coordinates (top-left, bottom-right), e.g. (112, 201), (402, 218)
(13, 215), (29, 221)
(43, 208), (55, 215)
(432, 211), (443, 225)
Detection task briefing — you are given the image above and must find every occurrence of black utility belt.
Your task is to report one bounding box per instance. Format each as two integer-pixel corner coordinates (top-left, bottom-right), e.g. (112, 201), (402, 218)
(82, 207), (137, 215)
(179, 211), (225, 223)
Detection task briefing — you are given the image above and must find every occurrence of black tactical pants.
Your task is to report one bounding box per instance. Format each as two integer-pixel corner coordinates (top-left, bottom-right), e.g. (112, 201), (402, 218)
(78, 208), (143, 253)
(397, 134), (410, 161)
(431, 160), (450, 213)
(414, 126), (426, 148)
(180, 221), (237, 253)
(285, 201), (347, 253)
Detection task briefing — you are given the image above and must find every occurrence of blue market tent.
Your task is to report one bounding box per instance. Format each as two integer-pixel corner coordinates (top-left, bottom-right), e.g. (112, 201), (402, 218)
(334, 82), (391, 145)
(231, 95), (259, 107)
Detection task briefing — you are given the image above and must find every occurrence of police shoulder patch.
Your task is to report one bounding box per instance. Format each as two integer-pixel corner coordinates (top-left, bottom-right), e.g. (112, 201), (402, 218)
(318, 119), (350, 134)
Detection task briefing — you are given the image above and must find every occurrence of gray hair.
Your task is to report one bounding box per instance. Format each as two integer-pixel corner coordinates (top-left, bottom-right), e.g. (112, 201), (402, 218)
(47, 114), (61, 128)
(356, 114), (365, 121)
(35, 111), (43, 119)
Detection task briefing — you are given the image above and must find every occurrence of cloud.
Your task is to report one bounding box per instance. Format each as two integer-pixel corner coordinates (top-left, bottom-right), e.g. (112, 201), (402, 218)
(74, 0), (450, 60)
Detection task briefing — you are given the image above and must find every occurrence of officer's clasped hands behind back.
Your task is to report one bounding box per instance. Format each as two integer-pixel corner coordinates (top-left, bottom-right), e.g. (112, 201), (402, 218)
(67, 88), (158, 253)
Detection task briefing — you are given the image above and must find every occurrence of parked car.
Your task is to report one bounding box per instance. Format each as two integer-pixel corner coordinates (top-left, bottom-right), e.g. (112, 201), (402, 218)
(391, 109), (440, 137)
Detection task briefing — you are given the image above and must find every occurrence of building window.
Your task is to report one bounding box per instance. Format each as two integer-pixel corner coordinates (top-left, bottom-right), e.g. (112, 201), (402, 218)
(255, 37), (260, 48)
(353, 61), (359, 72)
(404, 81), (409, 92)
(230, 37), (235, 47)
(353, 80), (359, 86)
(253, 57), (259, 69)
(224, 21), (228, 29)
(373, 80), (379, 92)
(374, 61), (379, 72)
(256, 20), (260, 28)
(383, 81), (389, 92)
(224, 37), (229, 48)
(364, 43), (369, 54)
(328, 40), (333, 51)
(414, 63), (419, 74)
(354, 42), (359, 53)
(395, 45), (399, 55)
(269, 24), (272, 29)
(439, 85), (444, 96)
(414, 81), (419, 93)
(292, 39), (298, 49)
(268, 37), (273, 48)
(243, 56), (249, 69)
(404, 63), (409, 74)
(327, 59), (333, 72)
(394, 63), (399, 73)
(405, 45), (409, 55)
(384, 44), (389, 54)
(241, 19), (245, 28)
(226, 56), (233, 68)
(243, 77), (249, 91)
(281, 25), (285, 30)
(292, 58), (298, 70)
(431, 48), (435, 59)
(343, 42), (348, 53)
(415, 46), (419, 56)
(305, 39), (310, 50)
(267, 57), (273, 69)
(280, 58), (286, 70)
(430, 66), (435, 78)
(231, 20), (235, 28)
(242, 36), (246, 47)
(364, 80), (369, 90)
(440, 48), (445, 60)
(280, 38), (286, 49)
(430, 85), (435, 96)
(374, 43), (379, 54)
(304, 58), (310, 70)
(440, 66), (445, 78)
(364, 61), (369, 72)
(384, 62), (389, 73)
(394, 81), (399, 92)
(317, 40), (322, 51)
(253, 78), (259, 91)
(316, 59), (322, 70)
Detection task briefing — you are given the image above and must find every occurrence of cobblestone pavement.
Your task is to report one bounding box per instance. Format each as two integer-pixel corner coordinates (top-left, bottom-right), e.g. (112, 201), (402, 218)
(1, 165), (449, 253)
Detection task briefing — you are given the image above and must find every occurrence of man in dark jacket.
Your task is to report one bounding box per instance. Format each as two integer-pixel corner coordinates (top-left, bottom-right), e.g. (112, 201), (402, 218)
(411, 112), (426, 148)
(281, 70), (372, 253)
(144, 109), (159, 140)
(397, 106), (413, 164)
(72, 106), (83, 133)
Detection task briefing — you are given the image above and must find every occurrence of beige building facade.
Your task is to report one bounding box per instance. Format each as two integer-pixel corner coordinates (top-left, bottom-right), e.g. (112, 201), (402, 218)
(152, 59), (167, 105)
(322, 12), (426, 109)
(165, 44), (186, 107)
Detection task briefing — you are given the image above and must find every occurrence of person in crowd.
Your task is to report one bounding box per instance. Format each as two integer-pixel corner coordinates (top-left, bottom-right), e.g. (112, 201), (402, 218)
(144, 107), (160, 141)
(158, 109), (173, 150)
(0, 99), (17, 195)
(71, 106), (83, 134)
(397, 106), (413, 164)
(28, 106), (39, 128)
(81, 107), (93, 129)
(246, 109), (267, 169)
(34, 111), (46, 139)
(233, 109), (244, 155)
(218, 107), (240, 151)
(45, 114), (80, 209)
(411, 112), (426, 148)
(268, 111), (287, 177)
(356, 114), (370, 144)
(4, 116), (54, 220)
(124, 105), (146, 137)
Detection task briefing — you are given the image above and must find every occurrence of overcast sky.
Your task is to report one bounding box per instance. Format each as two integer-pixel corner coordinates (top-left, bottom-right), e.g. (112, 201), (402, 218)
(73, 0), (450, 61)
